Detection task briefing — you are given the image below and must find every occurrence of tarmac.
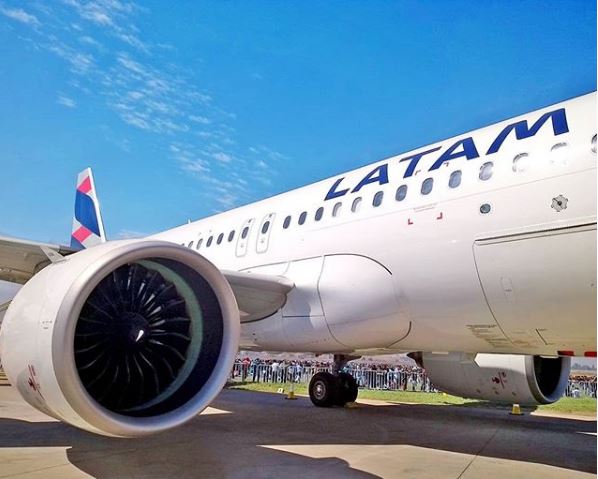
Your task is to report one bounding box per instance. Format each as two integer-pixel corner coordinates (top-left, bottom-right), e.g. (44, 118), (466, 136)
(0, 383), (595, 479)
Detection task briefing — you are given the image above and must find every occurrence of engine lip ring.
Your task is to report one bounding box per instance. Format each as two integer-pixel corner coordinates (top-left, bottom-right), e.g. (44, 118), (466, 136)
(524, 355), (571, 404)
(52, 240), (240, 437)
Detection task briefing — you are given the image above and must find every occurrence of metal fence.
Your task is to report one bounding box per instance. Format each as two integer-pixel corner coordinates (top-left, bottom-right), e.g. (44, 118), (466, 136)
(229, 363), (597, 398)
(566, 380), (597, 398)
(231, 363), (439, 393)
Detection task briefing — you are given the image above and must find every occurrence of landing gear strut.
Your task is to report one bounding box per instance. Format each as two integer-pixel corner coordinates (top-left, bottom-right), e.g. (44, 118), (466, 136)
(308, 354), (359, 408)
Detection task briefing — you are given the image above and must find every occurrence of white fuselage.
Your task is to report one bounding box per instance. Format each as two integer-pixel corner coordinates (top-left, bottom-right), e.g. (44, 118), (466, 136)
(153, 93), (597, 357)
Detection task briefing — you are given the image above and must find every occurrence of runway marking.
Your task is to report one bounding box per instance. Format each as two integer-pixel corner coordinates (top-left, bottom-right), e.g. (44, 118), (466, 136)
(199, 407), (230, 416)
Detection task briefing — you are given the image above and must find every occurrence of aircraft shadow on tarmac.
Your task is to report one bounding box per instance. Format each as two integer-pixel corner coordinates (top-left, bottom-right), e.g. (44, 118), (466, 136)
(0, 388), (595, 478)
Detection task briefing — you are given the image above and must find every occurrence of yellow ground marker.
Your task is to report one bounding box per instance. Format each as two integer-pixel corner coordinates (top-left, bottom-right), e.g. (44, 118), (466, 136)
(510, 403), (523, 415)
(285, 382), (297, 400)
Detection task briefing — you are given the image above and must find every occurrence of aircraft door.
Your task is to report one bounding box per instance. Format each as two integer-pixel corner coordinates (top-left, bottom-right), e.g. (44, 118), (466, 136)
(236, 218), (255, 257)
(256, 213), (275, 254)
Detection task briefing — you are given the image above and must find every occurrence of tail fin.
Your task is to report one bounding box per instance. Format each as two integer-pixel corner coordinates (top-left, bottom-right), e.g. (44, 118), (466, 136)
(71, 168), (107, 250)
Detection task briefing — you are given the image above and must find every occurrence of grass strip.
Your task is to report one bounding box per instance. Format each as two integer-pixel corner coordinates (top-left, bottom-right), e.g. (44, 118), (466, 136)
(228, 381), (597, 417)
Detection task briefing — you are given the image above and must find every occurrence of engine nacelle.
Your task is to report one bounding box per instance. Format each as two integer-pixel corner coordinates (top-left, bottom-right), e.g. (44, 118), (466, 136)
(0, 240), (239, 437)
(418, 352), (570, 405)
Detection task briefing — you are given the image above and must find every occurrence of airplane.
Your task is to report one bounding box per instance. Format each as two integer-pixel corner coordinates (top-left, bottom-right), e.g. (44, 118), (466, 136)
(0, 92), (595, 437)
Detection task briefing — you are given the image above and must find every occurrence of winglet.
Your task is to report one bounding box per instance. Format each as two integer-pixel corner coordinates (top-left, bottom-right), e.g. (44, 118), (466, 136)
(71, 168), (107, 250)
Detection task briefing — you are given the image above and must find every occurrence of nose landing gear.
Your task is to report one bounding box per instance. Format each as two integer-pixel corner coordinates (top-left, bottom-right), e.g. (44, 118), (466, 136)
(308, 354), (359, 408)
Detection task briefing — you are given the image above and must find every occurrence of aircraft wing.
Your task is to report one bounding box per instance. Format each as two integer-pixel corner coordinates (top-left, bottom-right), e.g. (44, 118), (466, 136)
(0, 235), (294, 322)
(0, 235), (75, 284)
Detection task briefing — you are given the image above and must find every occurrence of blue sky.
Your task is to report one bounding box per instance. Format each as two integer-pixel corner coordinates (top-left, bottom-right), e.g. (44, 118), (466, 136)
(0, 1), (595, 244)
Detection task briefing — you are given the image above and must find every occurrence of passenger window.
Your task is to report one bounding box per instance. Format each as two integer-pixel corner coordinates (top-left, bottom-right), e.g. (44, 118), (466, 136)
(188, 241), (194, 248)
(332, 202), (342, 217)
(421, 177), (433, 195)
(479, 162), (493, 181)
(315, 207), (324, 221)
(217, 233), (224, 245)
(228, 230), (235, 242)
(373, 191), (384, 207)
(512, 153), (530, 173)
(206, 236), (213, 247)
(449, 170), (461, 188)
(351, 197), (362, 213)
(395, 185), (407, 201)
(261, 221), (270, 234)
(283, 215), (291, 229)
(196, 238), (203, 250)
(298, 211), (307, 225)
(550, 142), (569, 166)
(241, 227), (249, 239)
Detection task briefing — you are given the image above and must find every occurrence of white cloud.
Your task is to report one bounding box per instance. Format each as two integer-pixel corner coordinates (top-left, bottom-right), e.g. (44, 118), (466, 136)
(46, 40), (95, 74)
(116, 229), (147, 239)
(0, 6), (40, 26)
(57, 95), (77, 108)
(78, 35), (102, 48)
(212, 152), (233, 163)
(189, 114), (211, 125)
(120, 111), (151, 130)
(10, 0), (285, 214)
(215, 193), (239, 210)
(116, 32), (148, 52)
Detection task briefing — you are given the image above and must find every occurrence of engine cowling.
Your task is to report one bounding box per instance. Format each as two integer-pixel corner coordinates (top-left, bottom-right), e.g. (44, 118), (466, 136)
(0, 240), (239, 437)
(417, 352), (570, 405)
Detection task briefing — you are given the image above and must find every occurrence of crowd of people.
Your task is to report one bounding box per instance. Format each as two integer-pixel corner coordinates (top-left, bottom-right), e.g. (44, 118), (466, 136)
(230, 357), (434, 392)
(230, 357), (597, 397)
(567, 374), (597, 398)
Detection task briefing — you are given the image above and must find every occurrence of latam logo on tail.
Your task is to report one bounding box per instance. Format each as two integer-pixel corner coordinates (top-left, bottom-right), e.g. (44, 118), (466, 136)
(325, 108), (569, 200)
(71, 168), (106, 250)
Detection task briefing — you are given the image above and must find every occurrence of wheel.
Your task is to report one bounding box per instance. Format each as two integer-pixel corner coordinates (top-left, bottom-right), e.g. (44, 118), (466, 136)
(309, 372), (339, 407)
(335, 372), (358, 406)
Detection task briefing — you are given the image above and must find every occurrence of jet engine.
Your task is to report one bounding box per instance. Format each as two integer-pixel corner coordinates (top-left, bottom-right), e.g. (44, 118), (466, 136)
(414, 352), (570, 405)
(0, 240), (239, 437)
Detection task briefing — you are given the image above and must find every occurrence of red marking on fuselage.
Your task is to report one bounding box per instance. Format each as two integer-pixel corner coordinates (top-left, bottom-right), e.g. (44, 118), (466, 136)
(491, 371), (507, 388)
(26, 364), (43, 398)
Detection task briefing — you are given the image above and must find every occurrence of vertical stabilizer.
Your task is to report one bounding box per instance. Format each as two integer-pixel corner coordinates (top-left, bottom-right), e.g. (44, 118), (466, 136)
(71, 168), (107, 250)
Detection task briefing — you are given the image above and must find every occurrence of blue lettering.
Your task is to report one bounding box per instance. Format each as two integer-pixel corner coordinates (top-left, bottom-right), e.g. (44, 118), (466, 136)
(324, 177), (350, 201)
(486, 108), (569, 155)
(399, 146), (442, 178)
(352, 164), (389, 193)
(429, 137), (479, 170)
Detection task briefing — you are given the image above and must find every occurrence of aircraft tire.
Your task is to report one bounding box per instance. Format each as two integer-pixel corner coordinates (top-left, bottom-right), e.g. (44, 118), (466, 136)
(309, 372), (339, 407)
(336, 372), (358, 406)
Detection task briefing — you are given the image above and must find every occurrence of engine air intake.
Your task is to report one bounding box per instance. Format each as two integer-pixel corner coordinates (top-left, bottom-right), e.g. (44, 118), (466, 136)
(74, 258), (223, 416)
